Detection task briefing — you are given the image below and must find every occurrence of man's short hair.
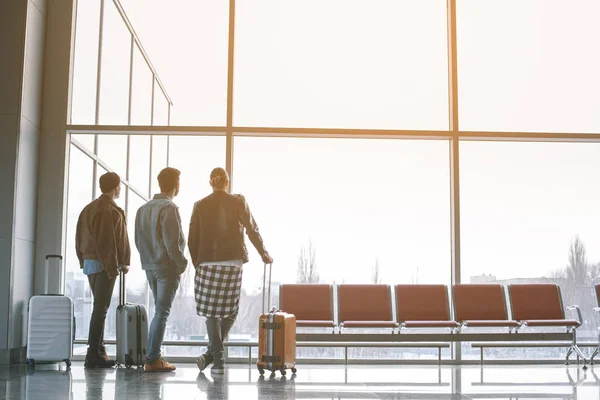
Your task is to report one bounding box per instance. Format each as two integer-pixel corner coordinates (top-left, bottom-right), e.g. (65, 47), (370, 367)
(158, 167), (181, 193)
(99, 172), (120, 194)
(210, 167), (229, 190)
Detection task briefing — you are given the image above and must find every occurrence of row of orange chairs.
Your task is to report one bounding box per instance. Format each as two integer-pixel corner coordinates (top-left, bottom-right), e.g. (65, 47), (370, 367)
(280, 283), (583, 331)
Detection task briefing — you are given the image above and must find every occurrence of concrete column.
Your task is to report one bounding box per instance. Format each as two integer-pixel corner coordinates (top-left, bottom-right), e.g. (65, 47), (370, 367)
(0, 0), (51, 364)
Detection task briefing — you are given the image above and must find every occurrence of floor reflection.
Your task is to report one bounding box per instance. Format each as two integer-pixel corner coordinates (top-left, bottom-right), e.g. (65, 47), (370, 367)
(1, 363), (598, 400)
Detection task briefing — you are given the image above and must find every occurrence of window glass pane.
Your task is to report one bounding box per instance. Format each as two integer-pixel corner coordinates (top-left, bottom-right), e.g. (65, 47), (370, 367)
(119, 0), (228, 126)
(234, 0), (449, 129)
(97, 135), (128, 179)
(65, 146), (94, 340)
(130, 46), (153, 125)
(233, 137), (451, 344)
(129, 135), (151, 196)
(152, 82), (169, 126)
(151, 136), (168, 195)
(71, 134), (95, 153)
(98, 1), (131, 125)
(460, 141), (600, 359)
(71, 0), (101, 124)
(458, 0), (600, 133)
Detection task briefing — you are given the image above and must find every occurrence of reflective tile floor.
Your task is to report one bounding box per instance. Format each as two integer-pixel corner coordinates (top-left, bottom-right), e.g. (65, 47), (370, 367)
(1, 363), (599, 400)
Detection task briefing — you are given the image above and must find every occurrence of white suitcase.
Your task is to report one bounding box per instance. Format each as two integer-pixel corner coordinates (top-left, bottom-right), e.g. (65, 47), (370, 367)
(116, 271), (149, 368)
(26, 254), (74, 368)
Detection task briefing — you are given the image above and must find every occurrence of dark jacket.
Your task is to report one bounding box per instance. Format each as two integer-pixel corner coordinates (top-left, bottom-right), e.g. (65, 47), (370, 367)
(75, 194), (131, 278)
(188, 191), (269, 267)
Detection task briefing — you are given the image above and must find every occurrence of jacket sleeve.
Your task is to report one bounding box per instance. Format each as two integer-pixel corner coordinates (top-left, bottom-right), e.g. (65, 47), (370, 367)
(238, 195), (268, 258)
(92, 209), (120, 276)
(75, 213), (84, 269)
(161, 205), (188, 274)
(188, 202), (200, 268)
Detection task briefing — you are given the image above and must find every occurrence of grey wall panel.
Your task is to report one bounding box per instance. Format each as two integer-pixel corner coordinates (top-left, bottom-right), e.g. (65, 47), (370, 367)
(0, 115), (18, 244)
(15, 117), (39, 244)
(9, 238), (34, 348)
(22, 3), (46, 128)
(29, 0), (47, 18)
(0, 237), (12, 350)
(0, 0), (26, 116)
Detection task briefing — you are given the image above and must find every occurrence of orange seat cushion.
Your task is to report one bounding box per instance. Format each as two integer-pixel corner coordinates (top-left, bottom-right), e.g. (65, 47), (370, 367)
(403, 321), (460, 329)
(522, 319), (579, 327)
(342, 321), (399, 328)
(296, 320), (336, 328)
(464, 320), (519, 328)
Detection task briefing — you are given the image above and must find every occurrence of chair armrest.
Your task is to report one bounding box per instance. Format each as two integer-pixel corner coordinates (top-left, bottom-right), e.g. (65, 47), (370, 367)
(566, 305), (583, 327)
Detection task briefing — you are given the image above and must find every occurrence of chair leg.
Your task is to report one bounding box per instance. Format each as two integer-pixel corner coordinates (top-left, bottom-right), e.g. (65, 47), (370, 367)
(571, 344), (588, 369)
(565, 347), (574, 365)
(590, 348), (599, 365)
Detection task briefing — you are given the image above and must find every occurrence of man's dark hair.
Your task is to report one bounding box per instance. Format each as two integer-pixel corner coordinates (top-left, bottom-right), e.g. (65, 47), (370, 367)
(99, 172), (120, 194)
(158, 167), (181, 193)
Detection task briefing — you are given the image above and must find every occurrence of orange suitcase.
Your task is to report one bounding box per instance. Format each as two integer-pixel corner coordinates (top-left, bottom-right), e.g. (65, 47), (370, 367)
(257, 263), (297, 376)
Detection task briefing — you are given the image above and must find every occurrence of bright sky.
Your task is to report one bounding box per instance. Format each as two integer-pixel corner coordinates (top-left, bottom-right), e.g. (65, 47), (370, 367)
(67, 0), (600, 297)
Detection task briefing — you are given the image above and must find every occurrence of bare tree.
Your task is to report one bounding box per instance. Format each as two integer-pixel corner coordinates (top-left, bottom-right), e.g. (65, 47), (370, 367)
(371, 258), (382, 284)
(297, 240), (319, 283)
(567, 235), (590, 286)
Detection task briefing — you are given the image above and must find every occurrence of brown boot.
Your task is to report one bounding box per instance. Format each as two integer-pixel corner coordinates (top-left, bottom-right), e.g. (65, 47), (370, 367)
(98, 345), (116, 367)
(84, 347), (115, 369)
(144, 357), (177, 372)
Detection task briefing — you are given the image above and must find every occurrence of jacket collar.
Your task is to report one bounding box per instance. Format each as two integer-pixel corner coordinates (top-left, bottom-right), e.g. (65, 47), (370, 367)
(99, 194), (123, 212)
(153, 193), (174, 201)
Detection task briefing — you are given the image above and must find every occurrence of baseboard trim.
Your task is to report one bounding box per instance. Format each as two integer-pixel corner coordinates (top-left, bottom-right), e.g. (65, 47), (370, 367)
(0, 347), (26, 365)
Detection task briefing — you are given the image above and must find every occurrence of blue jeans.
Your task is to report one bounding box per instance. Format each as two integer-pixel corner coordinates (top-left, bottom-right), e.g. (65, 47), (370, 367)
(146, 269), (180, 362)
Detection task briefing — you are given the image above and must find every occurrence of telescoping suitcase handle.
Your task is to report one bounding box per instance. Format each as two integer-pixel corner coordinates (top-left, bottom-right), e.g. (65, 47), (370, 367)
(262, 263), (273, 314)
(44, 254), (64, 295)
(119, 270), (126, 307)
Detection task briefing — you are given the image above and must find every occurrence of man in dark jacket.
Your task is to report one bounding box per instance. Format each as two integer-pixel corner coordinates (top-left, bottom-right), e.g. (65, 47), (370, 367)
(76, 172), (131, 368)
(189, 167), (273, 375)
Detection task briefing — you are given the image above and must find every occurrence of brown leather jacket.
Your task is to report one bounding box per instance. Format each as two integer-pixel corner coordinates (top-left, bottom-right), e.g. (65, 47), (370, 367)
(75, 194), (131, 278)
(188, 191), (270, 267)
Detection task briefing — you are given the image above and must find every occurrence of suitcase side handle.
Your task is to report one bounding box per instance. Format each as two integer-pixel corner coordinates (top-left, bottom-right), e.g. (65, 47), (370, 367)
(262, 263), (273, 314)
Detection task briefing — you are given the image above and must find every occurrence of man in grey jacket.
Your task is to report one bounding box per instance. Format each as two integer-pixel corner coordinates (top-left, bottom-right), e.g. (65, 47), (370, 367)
(135, 167), (188, 372)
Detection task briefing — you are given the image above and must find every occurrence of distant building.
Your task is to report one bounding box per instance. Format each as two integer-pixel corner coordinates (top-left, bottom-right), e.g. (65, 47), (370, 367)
(469, 274), (497, 284)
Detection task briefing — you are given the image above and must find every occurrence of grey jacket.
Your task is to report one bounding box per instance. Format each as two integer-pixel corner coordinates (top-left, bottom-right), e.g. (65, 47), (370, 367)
(135, 194), (188, 273)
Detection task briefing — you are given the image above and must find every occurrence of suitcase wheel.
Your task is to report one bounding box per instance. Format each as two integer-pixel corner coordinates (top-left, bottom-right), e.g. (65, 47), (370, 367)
(125, 355), (133, 369)
(291, 367), (297, 374)
(64, 359), (71, 369)
(280, 368), (287, 376)
(26, 359), (35, 367)
(257, 365), (265, 375)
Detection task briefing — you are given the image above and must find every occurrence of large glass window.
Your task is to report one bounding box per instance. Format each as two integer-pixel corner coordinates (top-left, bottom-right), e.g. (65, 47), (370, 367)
(65, 145), (95, 340)
(458, 0), (600, 133)
(98, 1), (131, 125)
(460, 141), (600, 358)
(130, 46), (153, 125)
(71, 0), (101, 124)
(232, 137), (451, 344)
(119, 0), (229, 126)
(234, 0), (449, 129)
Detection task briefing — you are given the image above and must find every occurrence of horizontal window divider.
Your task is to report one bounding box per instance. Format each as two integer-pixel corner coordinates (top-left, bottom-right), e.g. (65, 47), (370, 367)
(68, 125), (600, 142)
(67, 125), (227, 134)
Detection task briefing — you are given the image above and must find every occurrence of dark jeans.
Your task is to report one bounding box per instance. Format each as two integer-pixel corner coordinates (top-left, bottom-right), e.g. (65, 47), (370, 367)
(146, 269), (181, 362)
(206, 311), (238, 365)
(87, 271), (117, 351)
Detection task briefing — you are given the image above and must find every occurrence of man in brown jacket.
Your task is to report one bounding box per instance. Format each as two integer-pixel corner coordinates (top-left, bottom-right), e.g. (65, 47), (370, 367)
(76, 172), (131, 368)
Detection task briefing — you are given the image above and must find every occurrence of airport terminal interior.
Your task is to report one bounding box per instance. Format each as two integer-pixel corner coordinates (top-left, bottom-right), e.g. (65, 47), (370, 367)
(3, 0), (600, 398)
